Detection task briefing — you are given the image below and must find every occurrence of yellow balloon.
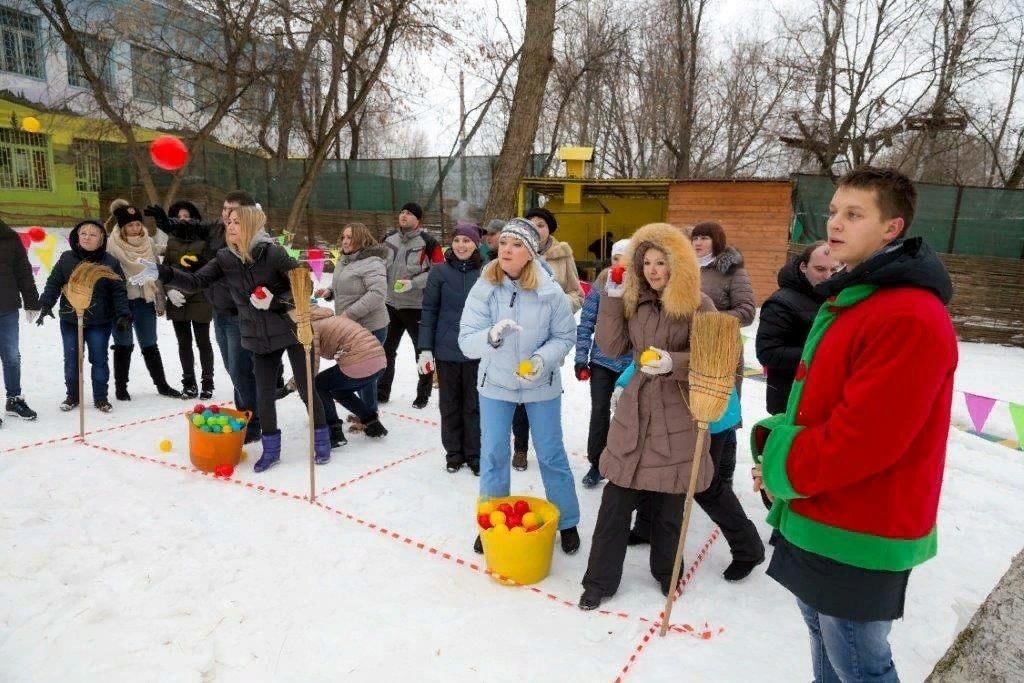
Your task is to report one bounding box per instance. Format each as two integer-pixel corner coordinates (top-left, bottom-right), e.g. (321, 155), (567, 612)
(21, 116), (41, 133)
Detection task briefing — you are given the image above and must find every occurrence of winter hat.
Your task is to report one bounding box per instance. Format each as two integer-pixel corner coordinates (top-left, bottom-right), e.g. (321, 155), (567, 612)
(400, 202), (423, 221)
(483, 218), (507, 234)
(168, 200), (202, 221)
(525, 207), (557, 233)
(70, 219), (108, 261)
(113, 203), (145, 229)
(500, 217), (540, 258)
(611, 238), (630, 259)
(453, 224), (481, 246)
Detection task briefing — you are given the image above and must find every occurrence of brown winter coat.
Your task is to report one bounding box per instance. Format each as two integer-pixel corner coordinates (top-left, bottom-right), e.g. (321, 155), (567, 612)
(595, 223), (716, 495)
(309, 306), (386, 379)
(700, 245), (754, 394)
(540, 237), (583, 313)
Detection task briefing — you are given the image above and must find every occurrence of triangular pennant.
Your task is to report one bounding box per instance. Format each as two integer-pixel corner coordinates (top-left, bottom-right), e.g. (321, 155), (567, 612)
(964, 392), (997, 433)
(286, 247), (300, 259)
(277, 234), (286, 245)
(35, 233), (57, 272)
(32, 265), (40, 277)
(18, 231), (32, 251)
(1009, 403), (1024, 449)
(307, 248), (324, 261)
(330, 248), (339, 261)
(308, 258), (325, 280)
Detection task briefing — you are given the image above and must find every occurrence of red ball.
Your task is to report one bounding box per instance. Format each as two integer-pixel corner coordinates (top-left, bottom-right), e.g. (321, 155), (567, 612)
(149, 135), (189, 171)
(505, 513), (522, 529)
(477, 514), (492, 530)
(28, 226), (45, 242)
(497, 503), (514, 517)
(214, 464), (234, 478)
(579, 367), (591, 381)
(252, 286), (267, 300)
(513, 499), (530, 516)
(210, 405), (220, 414)
(610, 265), (625, 284)
(193, 404), (205, 414)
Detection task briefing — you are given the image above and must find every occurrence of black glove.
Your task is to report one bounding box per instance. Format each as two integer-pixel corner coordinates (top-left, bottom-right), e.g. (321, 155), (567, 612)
(144, 205), (170, 231)
(115, 315), (132, 333)
(574, 363), (591, 381)
(36, 305), (54, 326)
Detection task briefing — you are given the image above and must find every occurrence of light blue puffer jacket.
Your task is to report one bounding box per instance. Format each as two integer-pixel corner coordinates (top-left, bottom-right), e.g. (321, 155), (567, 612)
(458, 263), (576, 403)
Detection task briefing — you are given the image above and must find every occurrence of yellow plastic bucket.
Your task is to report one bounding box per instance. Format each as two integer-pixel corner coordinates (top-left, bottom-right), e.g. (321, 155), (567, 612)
(186, 408), (251, 472)
(479, 495), (560, 585)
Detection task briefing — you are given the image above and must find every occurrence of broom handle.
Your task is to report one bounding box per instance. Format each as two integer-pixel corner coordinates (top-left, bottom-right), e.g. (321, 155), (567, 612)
(78, 315), (85, 441)
(659, 424), (708, 637)
(306, 343), (316, 503)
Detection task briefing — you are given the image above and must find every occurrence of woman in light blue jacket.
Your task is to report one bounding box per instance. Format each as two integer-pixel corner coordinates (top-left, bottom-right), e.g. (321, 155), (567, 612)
(459, 218), (581, 555)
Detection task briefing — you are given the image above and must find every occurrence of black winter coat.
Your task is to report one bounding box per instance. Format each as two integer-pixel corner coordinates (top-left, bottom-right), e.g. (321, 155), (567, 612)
(162, 224), (214, 324)
(755, 255), (826, 414)
(418, 249), (482, 362)
(39, 224), (129, 326)
(159, 217), (235, 313)
(159, 238), (300, 354)
(0, 219), (39, 312)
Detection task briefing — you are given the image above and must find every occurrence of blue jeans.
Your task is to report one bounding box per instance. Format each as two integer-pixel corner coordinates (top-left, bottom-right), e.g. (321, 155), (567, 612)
(479, 395), (580, 530)
(111, 298), (158, 348)
(358, 327), (388, 415)
(316, 366), (385, 424)
(0, 310), (22, 397)
(213, 312), (258, 423)
(797, 599), (899, 682)
(60, 320), (113, 402)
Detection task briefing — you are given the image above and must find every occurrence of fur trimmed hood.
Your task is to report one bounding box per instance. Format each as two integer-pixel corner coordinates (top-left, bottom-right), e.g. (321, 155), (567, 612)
(707, 245), (744, 274)
(623, 222), (702, 320)
(541, 237), (574, 262)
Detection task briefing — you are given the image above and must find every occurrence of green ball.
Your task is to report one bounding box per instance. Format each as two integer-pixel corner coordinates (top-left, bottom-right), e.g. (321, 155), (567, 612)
(220, 416), (230, 425)
(192, 414), (205, 426)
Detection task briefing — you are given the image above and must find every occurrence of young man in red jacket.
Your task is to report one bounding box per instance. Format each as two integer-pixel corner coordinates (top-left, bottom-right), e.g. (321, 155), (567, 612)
(752, 167), (957, 682)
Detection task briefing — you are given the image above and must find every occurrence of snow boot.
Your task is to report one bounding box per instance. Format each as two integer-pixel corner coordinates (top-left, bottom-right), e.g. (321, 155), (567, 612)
(328, 421), (348, 449)
(112, 344), (133, 401)
(363, 416), (388, 438)
(6, 396), (37, 420)
(560, 527), (581, 555)
(473, 535), (483, 554)
(142, 345), (183, 398)
(181, 380), (199, 399)
(581, 465), (604, 488)
(60, 397), (78, 412)
(723, 557), (764, 582)
(253, 431), (282, 472)
(446, 454), (464, 473)
(94, 399), (112, 413)
(512, 450), (528, 471)
(578, 589), (606, 611)
(314, 426), (332, 465)
(200, 377), (214, 401)
(467, 457), (480, 476)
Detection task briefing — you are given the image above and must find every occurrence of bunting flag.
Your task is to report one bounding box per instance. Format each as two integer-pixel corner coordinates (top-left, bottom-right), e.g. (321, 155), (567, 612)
(32, 265), (39, 277)
(1009, 403), (1024, 450)
(35, 233), (57, 272)
(330, 248), (339, 261)
(277, 235), (287, 245)
(307, 248), (324, 261)
(286, 247), (300, 259)
(18, 231), (32, 251)
(308, 258), (325, 280)
(964, 393), (997, 433)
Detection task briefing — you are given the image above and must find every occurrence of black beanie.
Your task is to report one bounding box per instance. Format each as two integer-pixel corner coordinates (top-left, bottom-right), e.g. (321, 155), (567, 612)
(401, 202), (423, 221)
(113, 204), (145, 229)
(525, 207), (557, 233)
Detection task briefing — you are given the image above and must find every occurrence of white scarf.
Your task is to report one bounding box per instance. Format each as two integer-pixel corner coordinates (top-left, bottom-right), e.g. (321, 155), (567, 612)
(108, 226), (159, 302)
(698, 253), (715, 268)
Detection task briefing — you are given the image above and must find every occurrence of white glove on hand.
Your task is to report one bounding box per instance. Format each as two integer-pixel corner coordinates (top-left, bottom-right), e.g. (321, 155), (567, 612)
(639, 347), (673, 375)
(250, 290), (274, 310)
(488, 319), (522, 346)
(519, 355), (544, 382)
(24, 309), (39, 324)
(167, 289), (186, 307)
(129, 258), (160, 286)
(605, 278), (625, 298)
(610, 385), (624, 413)
(417, 350), (435, 375)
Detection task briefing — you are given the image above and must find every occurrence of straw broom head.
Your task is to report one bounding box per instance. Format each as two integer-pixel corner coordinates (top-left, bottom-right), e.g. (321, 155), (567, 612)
(63, 261), (122, 316)
(688, 312), (741, 426)
(288, 266), (314, 347)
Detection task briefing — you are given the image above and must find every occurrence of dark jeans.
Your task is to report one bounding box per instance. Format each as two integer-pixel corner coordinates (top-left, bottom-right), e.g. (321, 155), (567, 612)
(59, 320), (113, 402)
(717, 427), (737, 487)
(172, 320), (214, 387)
(358, 327), (387, 415)
(0, 310), (21, 397)
(253, 344), (326, 434)
(213, 312), (258, 422)
(634, 429), (764, 563)
(513, 403), (529, 452)
(586, 364), (622, 467)
(797, 599), (898, 682)
(379, 306), (432, 403)
(583, 482), (686, 596)
(437, 359), (480, 463)
(112, 298), (158, 348)
(315, 366), (384, 424)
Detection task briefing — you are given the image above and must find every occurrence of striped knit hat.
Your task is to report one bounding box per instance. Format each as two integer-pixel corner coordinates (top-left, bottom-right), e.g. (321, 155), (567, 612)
(500, 217), (541, 258)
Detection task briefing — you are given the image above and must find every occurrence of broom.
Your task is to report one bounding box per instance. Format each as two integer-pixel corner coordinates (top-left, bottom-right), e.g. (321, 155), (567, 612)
(659, 312), (741, 637)
(63, 261), (122, 441)
(289, 266), (316, 504)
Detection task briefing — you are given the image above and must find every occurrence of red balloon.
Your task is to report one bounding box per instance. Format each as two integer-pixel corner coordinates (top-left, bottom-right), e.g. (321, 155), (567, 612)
(149, 135), (189, 171)
(28, 226), (45, 242)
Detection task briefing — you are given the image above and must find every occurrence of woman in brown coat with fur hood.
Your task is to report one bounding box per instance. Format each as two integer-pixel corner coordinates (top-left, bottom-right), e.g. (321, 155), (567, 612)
(579, 223), (764, 610)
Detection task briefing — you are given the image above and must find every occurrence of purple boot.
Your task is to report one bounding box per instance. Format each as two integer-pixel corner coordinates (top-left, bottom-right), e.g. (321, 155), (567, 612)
(254, 431), (282, 473)
(314, 426), (331, 465)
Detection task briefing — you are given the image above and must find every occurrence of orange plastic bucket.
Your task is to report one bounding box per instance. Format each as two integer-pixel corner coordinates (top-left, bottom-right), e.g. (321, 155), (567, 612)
(186, 408), (251, 472)
(478, 495), (560, 585)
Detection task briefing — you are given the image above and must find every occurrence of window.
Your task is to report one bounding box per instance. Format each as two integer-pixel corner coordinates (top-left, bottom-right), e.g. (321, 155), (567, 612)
(0, 7), (43, 78)
(192, 63), (221, 112)
(131, 45), (173, 106)
(67, 34), (113, 89)
(71, 139), (101, 192)
(0, 128), (51, 191)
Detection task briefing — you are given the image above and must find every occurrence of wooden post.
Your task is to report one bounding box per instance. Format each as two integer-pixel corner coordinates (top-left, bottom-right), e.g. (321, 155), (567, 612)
(306, 345), (316, 503)
(77, 314), (85, 441)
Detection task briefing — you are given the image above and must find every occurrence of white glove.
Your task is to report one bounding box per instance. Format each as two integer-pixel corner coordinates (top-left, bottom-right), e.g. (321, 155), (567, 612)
(417, 350), (435, 375)
(605, 279), (625, 298)
(24, 309), (39, 324)
(488, 319), (522, 346)
(393, 279), (412, 293)
(167, 289), (186, 307)
(333, 348), (347, 360)
(639, 347), (673, 375)
(610, 385), (623, 413)
(129, 258), (160, 286)
(250, 289), (274, 310)
(518, 355), (544, 382)
(315, 287), (333, 300)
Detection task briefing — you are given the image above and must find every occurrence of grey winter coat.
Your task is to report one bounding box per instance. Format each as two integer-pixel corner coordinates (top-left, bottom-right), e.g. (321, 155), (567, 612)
(384, 227), (443, 309)
(327, 244), (389, 332)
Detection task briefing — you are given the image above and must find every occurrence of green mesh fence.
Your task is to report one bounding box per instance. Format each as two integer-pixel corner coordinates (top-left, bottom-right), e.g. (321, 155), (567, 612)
(792, 173), (1024, 258)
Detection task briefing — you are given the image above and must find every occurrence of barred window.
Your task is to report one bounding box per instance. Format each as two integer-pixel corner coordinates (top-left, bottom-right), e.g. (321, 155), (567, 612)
(0, 7), (43, 78)
(71, 139), (101, 192)
(0, 127), (51, 191)
(67, 34), (114, 89)
(131, 45), (173, 106)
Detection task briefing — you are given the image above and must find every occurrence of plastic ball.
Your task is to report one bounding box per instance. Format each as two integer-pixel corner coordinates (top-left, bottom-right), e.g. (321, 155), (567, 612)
(202, 409), (213, 419)
(158, 439), (172, 452)
(640, 348), (661, 366)
(214, 464), (234, 477)
(200, 425), (212, 432)
(517, 359), (533, 377)
(239, 450), (248, 462)
(149, 135), (188, 171)
(237, 420), (247, 429)
(21, 116), (40, 133)
(210, 405), (220, 414)
(510, 526), (526, 535)
(194, 404), (205, 414)
(191, 414), (205, 426)
(27, 226), (45, 242)
(222, 425), (233, 434)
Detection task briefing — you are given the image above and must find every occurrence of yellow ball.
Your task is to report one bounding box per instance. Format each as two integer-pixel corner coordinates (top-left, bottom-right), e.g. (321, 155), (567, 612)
(478, 501), (495, 516)
(517, 359), (533, 376)
(158, 439), (172, 452)
(222, 425), (233, 434)
(491, 523), (510, 535)
(21, 116), (40, 133)
(510, 525), (526, 535)
(489, 510), (506, 528)
(640, 348), (661, 366)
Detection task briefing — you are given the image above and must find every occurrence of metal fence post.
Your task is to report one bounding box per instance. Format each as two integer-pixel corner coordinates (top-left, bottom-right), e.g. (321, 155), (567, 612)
(947, 185), (964, 255)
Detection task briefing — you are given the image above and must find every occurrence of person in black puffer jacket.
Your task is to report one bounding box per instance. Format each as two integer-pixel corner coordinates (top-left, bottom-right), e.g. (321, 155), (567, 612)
(756, 241), (840, 415)
(417, 225), (484, 474)
(0, 218), (41, 422)
(131, 205), (329, 474)
(37, 220), (130, 412)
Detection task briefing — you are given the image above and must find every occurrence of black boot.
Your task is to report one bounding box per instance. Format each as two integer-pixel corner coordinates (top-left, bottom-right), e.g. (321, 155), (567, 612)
(141, 345), (183, 398)
(112, 345), (133, 401)
(200, 377), (214, 401)
(181, 379), (198, 399)
(560, 527), (581, 555)
(328, 421), (348, 448)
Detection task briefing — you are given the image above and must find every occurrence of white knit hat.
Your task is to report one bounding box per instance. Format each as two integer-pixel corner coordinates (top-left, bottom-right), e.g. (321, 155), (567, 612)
(500, 217), (541, 258)
(611, 238), (630, 258)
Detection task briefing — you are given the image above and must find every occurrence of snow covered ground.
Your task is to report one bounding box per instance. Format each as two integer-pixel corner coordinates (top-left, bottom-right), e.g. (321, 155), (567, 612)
(2, 264), (1024, 681)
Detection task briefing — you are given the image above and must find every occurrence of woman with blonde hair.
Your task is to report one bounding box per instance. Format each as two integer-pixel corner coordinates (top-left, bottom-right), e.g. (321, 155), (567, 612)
(130, 205), (330, 473)
(459, 218), (581, 555)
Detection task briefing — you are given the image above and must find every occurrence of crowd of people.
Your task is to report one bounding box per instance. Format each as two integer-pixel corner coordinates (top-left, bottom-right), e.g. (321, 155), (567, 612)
(0, 166), (956, 682)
